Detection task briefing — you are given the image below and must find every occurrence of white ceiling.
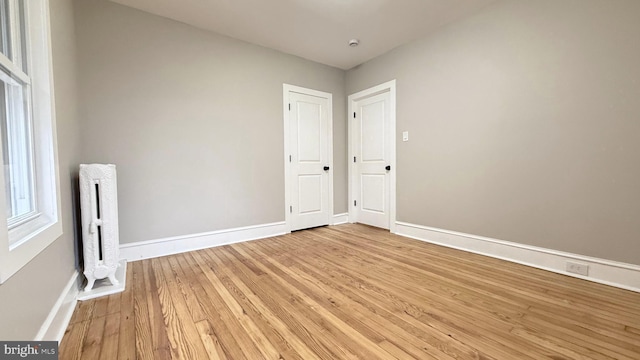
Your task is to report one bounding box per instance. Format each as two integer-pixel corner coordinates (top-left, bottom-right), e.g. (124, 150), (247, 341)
(110, 0), (498, 70)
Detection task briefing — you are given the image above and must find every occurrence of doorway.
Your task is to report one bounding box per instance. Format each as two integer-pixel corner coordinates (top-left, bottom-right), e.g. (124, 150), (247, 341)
(348, 80), (396, 231)
(283, 84), (333, 232)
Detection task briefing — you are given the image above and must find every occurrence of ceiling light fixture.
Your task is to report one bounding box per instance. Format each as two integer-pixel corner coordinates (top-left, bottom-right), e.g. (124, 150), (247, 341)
(348, 39), (360, 47)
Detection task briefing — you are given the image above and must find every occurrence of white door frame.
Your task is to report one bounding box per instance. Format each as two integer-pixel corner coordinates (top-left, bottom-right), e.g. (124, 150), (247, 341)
(283, 84), (334, 233)
(348, 80), (397, 233)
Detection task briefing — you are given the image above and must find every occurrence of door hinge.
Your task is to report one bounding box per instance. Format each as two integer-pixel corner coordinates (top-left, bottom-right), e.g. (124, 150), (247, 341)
(289, 103), (291, 111)
(290, 205), (292, 213)
(353, 156), (356, 163)
(289, 155), (292, 162)
(354, 200), (357, 207)
(353, 112), (356, 118)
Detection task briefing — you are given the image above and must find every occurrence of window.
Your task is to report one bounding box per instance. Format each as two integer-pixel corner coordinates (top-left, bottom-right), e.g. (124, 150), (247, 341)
(1, 0), (36, 230)
(0, 0), (61, 283)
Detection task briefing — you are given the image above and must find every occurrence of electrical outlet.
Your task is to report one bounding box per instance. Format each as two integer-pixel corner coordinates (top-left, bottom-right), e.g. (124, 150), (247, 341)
(566, 262), (589, 276)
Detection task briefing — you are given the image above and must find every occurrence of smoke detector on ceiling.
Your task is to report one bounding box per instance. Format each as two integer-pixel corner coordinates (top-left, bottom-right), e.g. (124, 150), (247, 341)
(348, 39), (360, 47)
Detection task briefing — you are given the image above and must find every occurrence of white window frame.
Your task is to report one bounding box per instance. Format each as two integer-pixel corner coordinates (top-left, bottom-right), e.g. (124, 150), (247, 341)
(0, 0), (61, 284)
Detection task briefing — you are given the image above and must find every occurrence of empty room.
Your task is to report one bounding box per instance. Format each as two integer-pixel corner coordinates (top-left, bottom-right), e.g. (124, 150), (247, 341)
(0, 0), (638, 359)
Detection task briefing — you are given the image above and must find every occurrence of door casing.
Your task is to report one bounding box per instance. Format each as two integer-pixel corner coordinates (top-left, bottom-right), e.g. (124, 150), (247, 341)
(283, 84), (334, 232)
(348, 80), (397, 233)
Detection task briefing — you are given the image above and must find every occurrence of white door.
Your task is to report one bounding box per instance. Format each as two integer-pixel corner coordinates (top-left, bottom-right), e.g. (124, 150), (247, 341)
(285, 85), (333, 231)
(350, 81), (396, 230)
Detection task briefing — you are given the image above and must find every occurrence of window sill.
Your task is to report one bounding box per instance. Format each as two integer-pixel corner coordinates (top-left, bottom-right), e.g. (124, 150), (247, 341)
(8, 214), (52, 251)
(0, 216), (62, 284)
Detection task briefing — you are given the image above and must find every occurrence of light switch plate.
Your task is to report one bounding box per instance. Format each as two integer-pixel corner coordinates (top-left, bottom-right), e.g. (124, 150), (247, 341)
(402, 131), (409, 142)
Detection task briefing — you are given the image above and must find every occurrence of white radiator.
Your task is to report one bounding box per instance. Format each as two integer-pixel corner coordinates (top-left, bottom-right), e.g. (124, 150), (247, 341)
(79, 164), (121, 292)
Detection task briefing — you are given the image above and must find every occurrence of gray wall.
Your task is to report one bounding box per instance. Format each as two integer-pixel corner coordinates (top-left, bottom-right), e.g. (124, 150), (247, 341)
(74, 0), (347, 244)
(346, 0), (640, 265)
(0, 0), (81, 339)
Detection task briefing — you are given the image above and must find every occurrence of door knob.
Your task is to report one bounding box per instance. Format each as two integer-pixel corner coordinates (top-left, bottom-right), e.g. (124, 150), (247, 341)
(385, 165), (391, 171)
(324, 166), (330, 171)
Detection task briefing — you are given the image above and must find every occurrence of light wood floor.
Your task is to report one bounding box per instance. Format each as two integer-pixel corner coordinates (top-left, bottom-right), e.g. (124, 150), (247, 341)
(60, 224), (640, 359)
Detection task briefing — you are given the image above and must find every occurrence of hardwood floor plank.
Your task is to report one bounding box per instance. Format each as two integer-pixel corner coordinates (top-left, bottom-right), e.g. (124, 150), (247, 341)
(228, 245), (390, 359)
(106, 292), (122, 316)
(510, 326), (620, 360)
(272, 255), (455, 359)
(188, 250), (269, 360)
(202, 248), (326, 360)
(59, 224), (640, 360)
(195, 250), (281, 360)
(118, 264), (136, 360)
(292, 232), (624, 358)
(318, 229), (624, 336)
(68, 298), (96, 325)
(264, 233), (541, 359)
(92, 296), (110, 319)
(179, 252), (250, 360)
(166, 255), (207, 322)
(280, 233), (546, 359)
(150, 258), (209, 360)
(201, 249), (309, 360)
(212, 246), (360, 359)
(59, 320), (90, 360)
(520, 312), (640, 360)
(330, 228), (640, 337)
(80, 313), (106, 360)
(283, 251), (491, 359)
(334, 225), (640, 310)
(194, 320), (228, 360)
(133, 261), (158, 360)
(98, 313), (120, 360)
(234, 241), (448, 360)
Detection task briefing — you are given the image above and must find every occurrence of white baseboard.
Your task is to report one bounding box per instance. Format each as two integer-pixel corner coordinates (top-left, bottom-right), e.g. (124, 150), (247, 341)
(332, 213), (349, 225)
(120, 222), (287, 262)
(35, 271), (80, 342)
(395, 222), (640, 293)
